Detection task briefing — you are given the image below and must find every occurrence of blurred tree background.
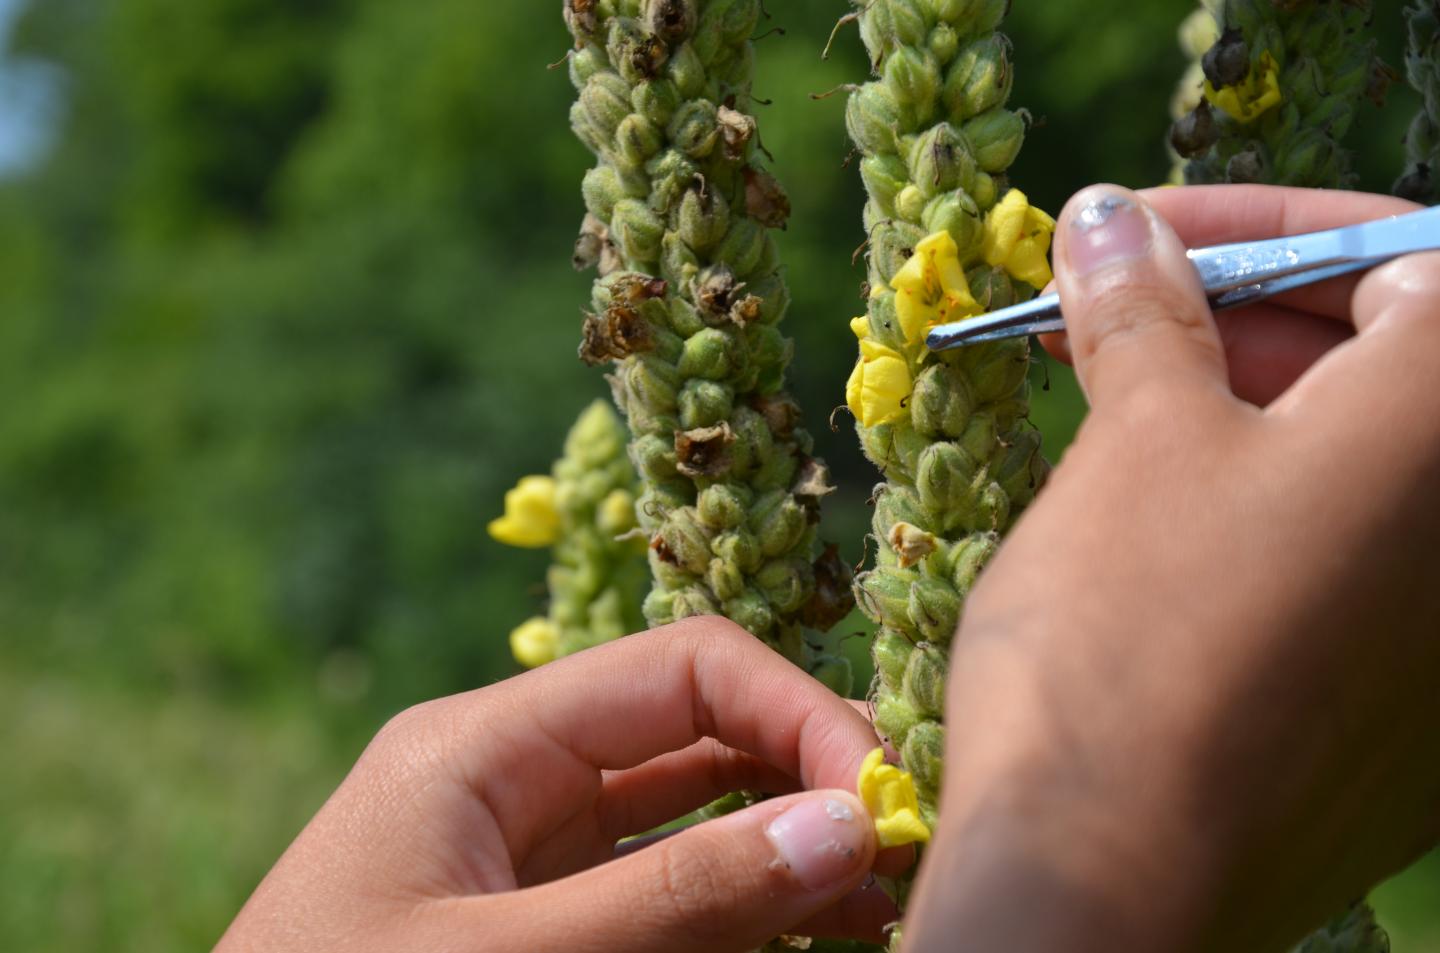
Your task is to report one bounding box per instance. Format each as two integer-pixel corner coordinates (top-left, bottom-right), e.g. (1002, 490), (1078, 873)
(0, 0), (1434, 949)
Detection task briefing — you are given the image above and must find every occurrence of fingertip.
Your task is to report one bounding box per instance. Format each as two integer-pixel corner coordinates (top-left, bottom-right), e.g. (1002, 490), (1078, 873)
(762, 790), (876, 892)
(1352, 251), (1440, 336)
(1038, 331), (1072, 365)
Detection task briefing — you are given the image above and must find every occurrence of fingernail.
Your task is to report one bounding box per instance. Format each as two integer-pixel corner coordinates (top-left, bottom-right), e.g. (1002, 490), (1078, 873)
(765, 794), (869, 891)
(1067, 191), (1154, 277)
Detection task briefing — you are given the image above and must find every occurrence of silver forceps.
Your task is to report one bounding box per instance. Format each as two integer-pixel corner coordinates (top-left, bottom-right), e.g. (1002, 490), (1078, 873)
(927, 204), (1440, 351)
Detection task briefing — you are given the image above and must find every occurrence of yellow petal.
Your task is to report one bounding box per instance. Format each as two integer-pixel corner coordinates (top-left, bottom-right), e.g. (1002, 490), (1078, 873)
(983, 190), (1056, 290)
(488, 475), (562, 548)
(894, 287), (936, 345)
(1009, 236), (1053, 289)
(983, 189), (1030, 267)
(510, 617), (560, 669)
(857, 747), (931, 849)
(890, 247), (930, 298)
(856, 343), (912, 428)
(1204, 50), (1282, 123)
(846, 358), (865, 420)
(850, 316), (871, 340)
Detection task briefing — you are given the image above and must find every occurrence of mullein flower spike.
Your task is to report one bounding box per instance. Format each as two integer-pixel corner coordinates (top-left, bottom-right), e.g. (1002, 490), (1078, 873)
(1171, 0), (1392, 188)
(490, 401), (648, 666)
(842, 4), (1053, 929)
(1396, 0), (1440, 203)
(563, 0), (853, 672)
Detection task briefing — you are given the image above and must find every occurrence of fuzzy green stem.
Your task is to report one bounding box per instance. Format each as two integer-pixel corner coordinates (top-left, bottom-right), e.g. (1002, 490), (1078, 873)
(563, 0), (854, 673)
(1396, 0), (1440, 202)
(1170, 0), (1390, 188)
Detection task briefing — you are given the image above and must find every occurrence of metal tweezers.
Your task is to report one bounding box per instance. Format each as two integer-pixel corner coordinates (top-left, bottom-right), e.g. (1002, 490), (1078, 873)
(927, 204), (1440, 351)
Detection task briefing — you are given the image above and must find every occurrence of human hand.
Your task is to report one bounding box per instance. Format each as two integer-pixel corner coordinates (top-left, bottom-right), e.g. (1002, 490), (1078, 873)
(905, 184), (1440, 953)
(216, 619), (896, 953)
(1042, 185), (1422, 407)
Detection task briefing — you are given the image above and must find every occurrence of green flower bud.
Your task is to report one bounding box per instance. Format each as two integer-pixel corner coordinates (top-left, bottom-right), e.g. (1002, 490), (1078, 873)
(895, 184), (926, 222)
(713, 218), (769, 278)
(810, 654), (855, 698)
(616, 113), (664, 169)
(870, 220), (927, 285)
(947, 530), (998, 593)
(649, 542), (695, 589)
(699, 0), (761, 47)
(669, 98), (721, 159)
(569, 43), (608, 89)
(677, 327), (737, 380)
(644, 587), (678, 625)
(664, 41), (706, 97)
(723, 587), (775, 636)
(697, 482), (750, 530)
(921, 191), (983, 254)
(632, 77), (682, 127)
(861, 153), (910, 219)
(621, 353), (680, 418)
(847, 82), (906, 156)
(611, 198), (665, 264)
(995, 429), (1044, 507)
(860, 0), (928, 56)
(874, 628), (913, 692)
(706, 555), (746, 601)
(632, 432), (678, 484)
(856, 567), (918, 633)
(962, 107), (1025, 174)
(902, 720), (945, 797)
(713, 528), (762, 574)
(959, 338), (1030, 403)
(659, 232), (700, 289)
(908, 576), (961, 642)
(581, 71), (633, 140)
(671, 584), (720, 619)
(970, 169), (998, 210)
(944, 34), (1013, 120)
(874, 484), (932, 537)
(928, 22), (959, 64)
(885, 46), (942, 121)
(647, 148), (699, 214)
(908, 122), (978, 199)
(655, 506), (713, 575)
(749, 490), (809, 558)
(583, 164), (643, 222)
(678, 378), (735, 429)
(729, 407), (775, 475)
(902, 641), (947, 717)
(911, 364), (977, 440)
(757, 556), (814, 614)
(916, 441), (982, 517)
(1276, 129), (1341, 186)
(968, 262), (1022, 311)
(874, 694), (922, 748)
(608, 16), (670, 85)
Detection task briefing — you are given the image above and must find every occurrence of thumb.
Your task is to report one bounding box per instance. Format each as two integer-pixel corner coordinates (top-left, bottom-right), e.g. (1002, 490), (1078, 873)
(482, 790), (881, 953)
(1054, 185), (1230, 410)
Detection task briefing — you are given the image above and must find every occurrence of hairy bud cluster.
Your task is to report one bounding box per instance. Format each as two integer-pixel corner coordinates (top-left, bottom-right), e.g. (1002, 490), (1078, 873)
(842, 0), (1049, 869)
(1396, 1), (1440, 202)
(564, 0), (853, 668)
(1170, 0), (1391, 188)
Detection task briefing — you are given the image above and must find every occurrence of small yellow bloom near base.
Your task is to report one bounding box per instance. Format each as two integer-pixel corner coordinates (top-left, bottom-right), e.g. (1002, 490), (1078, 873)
(488, 475), (561, 548)
(510, 617), (560, 669)
(983, 190), (1057, 290)
(1204, 50), (1282, 123)
(857, 747), (931, 849)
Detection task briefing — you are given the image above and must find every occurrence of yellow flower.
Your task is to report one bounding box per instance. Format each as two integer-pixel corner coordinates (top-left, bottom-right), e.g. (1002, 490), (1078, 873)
(890, 231), (982, 345)
(850, 315), (871, 340)
(1204, 50), (1282, 123)
(983, 189), (1056, 290)
(846, 339), (913, 428)
(597, 488), (637, 536)
(488, 475), (562, 548)
(509, 616), (559, 669)
(857, 748), (931, 848)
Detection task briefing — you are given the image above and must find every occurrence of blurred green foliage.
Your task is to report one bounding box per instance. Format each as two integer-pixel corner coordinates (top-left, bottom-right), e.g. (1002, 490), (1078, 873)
(0, 0), (1433, 949)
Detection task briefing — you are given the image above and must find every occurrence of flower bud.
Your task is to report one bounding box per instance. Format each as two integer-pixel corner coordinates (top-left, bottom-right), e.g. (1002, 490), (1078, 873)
(611, 198), (665, 264)
(1276, 129), (1340, 187)
(860, 0), (928, 55)
(568, 42), (608, 88)
(671, 584), (720, 620)
(665, 41), (706, 98)
(749, 489), (809, 558)
(928, 22), (959, 64)
(947, 531), (998, 593)
(847, 82), (906, 156)
(895, 185), (926, 222)
(908, 576), (961, 642)
(966, 480), (1011, 533)
(967, 263), (1021, 312)
(810, 654), (854, 697)
(649, 541), (695, 589)
(944, 34), (1013, 120)
(916, 441), (982, 516)
(757, 556), (814, 613)
(698, 482), (751, 529)
(962, 107), (1025, 174)
(959, 337), (1030, 403)
(660, 231), (700, 289)
(677, 327), (737, 380)
(669, 98), (721, 159)
(910, 363), (977, 439)
(654, 506), (713, 575)
(597, 488), (638, 536)
(676, 184), (730, 251)
(723, 587), (775, 637)
(856, 567), (918, 633)
(570, 100), (604, 154)
(632, 77), (681, 127)
(995, 428), (1044, 505)
(860, 153), (910, 218)
(632, 432), (678, 484)
(908, 122), (978, 199)
(643, 587), (678, 625)
(874, 694), (921, 748)
(921, 191), (983, 254)
(622, 353), (680, 418)
(668, 295), (705, 336)
(870, 220), (927, 285)
(678, 378), (735, 429)
(714, 219), (769, 279)
(581, 71), (632, 140)
(729, 406), (775, 476)
(615, 113), (665, 170)
(874, 628), (913, 692)
(713, 529), (762, 574)
(970, 170), (998, 210)
(902, 721), (945, 798)
(885, 46), (942, 121)
(634, 480), (687, 534)
(647, 148), (699, 215)
(702, 0), (761, 45)
(874, 484), (931, 537)
(706, 554), (746, 601)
